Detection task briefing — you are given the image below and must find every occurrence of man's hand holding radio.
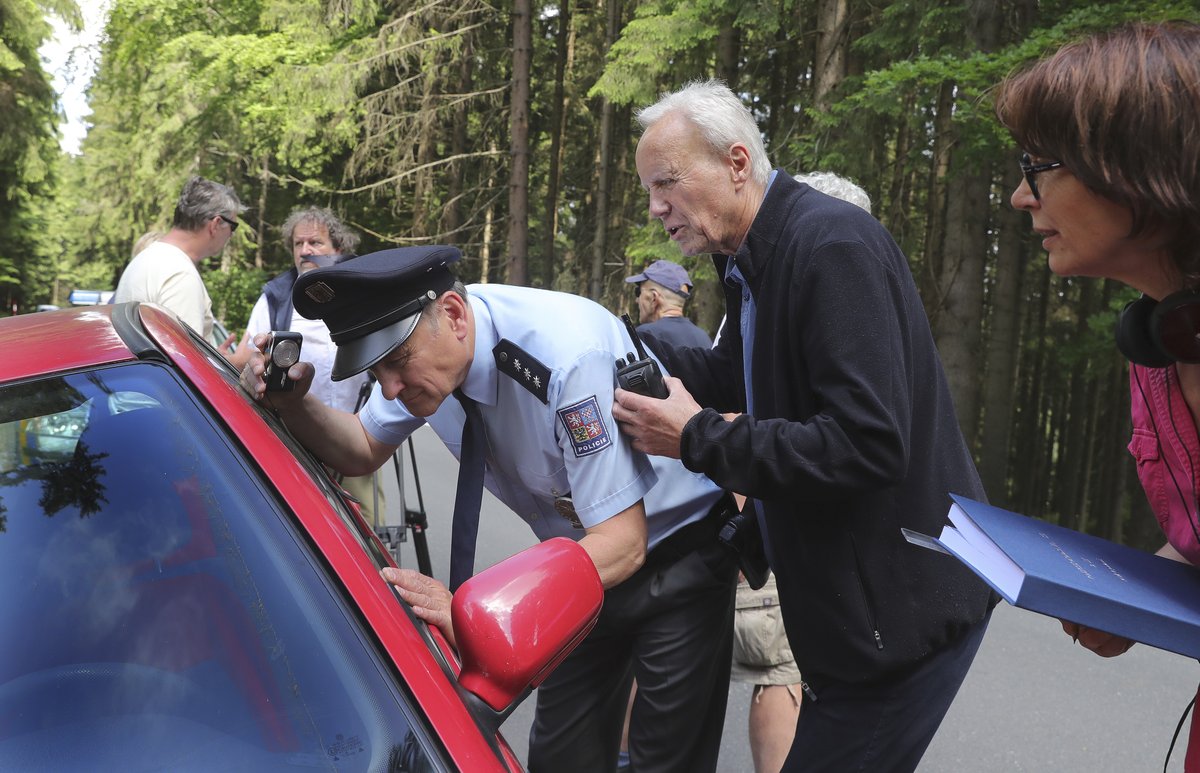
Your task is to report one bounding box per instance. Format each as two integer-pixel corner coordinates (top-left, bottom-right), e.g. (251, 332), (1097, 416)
(612, 375), (701, 460)
(611, 313), (702, 459)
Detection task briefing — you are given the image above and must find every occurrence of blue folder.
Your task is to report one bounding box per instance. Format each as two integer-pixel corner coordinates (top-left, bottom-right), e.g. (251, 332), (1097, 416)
(905, 494), (1200, 661)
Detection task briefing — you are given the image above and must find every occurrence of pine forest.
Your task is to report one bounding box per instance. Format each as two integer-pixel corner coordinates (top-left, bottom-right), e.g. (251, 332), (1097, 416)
(3, 0), (1197, 546)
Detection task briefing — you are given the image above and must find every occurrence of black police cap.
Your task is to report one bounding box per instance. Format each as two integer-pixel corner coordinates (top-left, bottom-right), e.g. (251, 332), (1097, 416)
(292, 245), (461, 381)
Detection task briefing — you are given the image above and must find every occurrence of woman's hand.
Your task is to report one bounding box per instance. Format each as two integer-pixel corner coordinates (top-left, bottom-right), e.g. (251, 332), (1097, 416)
(1060, 619), (1135, 657)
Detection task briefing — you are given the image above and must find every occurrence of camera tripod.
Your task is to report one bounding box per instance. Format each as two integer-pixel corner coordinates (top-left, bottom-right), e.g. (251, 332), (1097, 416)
(344, 374), (433, 575)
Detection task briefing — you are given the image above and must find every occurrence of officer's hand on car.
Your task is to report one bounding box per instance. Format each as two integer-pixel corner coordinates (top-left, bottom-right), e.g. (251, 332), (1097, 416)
(239, 332), (315, 408)
(381, 568), (456, 648)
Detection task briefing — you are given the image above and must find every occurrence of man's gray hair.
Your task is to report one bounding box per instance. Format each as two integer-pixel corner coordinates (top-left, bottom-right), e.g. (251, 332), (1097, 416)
(172, 176), (245, 231)
(413, 280), (469, 333)
(794, 172), (872, 214)
(636, 79), (771, 186)
(281, 206), (361, 256)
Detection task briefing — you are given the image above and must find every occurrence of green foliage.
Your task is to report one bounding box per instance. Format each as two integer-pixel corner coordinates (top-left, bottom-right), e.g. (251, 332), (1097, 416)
(590, 0), (721, 106)
(622, 218), (682, 268)
(0, 0), (80, 309)
(622, 220), (717, 285)
(203, 264), (269, 334)
(8, 0), (1200, 536)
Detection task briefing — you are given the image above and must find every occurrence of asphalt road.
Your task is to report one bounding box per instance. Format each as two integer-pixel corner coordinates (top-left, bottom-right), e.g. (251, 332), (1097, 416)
(381, 426), (1198, 772)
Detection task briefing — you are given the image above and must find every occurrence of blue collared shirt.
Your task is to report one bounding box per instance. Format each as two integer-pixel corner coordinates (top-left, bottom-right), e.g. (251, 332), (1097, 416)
(361, 284), (724, 548)
(723, 169), (778, 411)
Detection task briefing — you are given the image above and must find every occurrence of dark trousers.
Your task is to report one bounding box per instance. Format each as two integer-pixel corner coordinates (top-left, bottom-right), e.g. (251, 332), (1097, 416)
(783, 607), (992, 773)
(527, 538), (738, 773)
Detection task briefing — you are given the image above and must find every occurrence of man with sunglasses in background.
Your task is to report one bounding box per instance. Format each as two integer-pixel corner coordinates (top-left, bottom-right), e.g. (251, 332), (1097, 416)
(245, 206), (384, 523)
(114, 175), (253, 366)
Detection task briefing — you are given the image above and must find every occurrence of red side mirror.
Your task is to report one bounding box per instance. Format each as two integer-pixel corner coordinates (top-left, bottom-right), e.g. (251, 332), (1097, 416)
(452, 538), (603, 712)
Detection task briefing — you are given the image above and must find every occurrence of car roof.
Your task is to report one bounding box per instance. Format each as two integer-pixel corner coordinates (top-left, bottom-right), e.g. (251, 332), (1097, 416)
(0, 306), (136, 384)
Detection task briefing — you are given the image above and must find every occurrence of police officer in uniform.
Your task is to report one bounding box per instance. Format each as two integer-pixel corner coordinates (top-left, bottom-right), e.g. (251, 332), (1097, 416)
(239, 245), (738, 773)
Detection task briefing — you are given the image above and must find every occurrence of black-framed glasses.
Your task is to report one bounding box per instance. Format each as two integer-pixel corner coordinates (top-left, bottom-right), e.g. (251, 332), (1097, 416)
(217, 214), (240, 232)
(1019, 152), (1063, 200)
(635, 283), (644, 297)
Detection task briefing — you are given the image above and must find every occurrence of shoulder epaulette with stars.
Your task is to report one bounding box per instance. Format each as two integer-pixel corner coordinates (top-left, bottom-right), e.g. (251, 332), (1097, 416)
(493, 339), (551, 404)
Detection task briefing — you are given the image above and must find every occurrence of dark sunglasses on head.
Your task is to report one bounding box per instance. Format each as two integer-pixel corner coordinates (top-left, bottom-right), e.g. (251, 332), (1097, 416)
(217, 214), (240, 232)
(1019, 152), (1063, 200)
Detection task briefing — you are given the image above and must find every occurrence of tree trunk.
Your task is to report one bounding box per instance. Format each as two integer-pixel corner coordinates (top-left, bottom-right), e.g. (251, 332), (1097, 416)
(692, 278), (725, 339)
(540, 0), (573, 289)
(765, 19), (787, 141)
(412, 53), (440, 239)
(931, 162), (990, 446)
(977, 165), (1026, 505)
(481, 141), (498, 284)
(506, 0), (532, 285)
(606, 102), (635, 309)
(924, 0), (1002, 444)
(1101, 350), (1133, 543)
(883, 91), (914, 239)
(813, 0), (848, 109)
(716, 20), (738, 88)
(255, 153), (268, 270)
(589, 98), (613, 301)
(588, 0), (620, 300)
(1013, 263), (1053, 514)
(1043, 383), (1068, 521)
(1057, 281), (1096, 527)
(918, 79), (954, 314)
(443, 31), (474, 242)
(779, 1), (808, 142)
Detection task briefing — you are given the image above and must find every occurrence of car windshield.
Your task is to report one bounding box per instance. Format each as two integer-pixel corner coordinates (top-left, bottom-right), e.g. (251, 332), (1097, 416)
(0, 363), (441, 771)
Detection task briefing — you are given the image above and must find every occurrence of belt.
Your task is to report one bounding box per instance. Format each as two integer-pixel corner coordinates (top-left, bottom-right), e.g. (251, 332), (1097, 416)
(647, 493), (736, 566)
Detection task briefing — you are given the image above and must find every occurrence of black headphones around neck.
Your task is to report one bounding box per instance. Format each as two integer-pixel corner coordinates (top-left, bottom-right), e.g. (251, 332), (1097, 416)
(1115, 291), (1200, 367)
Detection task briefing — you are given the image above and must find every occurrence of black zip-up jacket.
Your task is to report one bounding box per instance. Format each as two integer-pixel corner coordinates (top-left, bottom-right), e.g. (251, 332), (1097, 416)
(657, 172), (995, 686)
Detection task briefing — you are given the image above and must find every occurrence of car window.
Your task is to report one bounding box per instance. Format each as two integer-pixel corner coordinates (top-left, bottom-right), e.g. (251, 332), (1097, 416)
(0, 364), (445, 772)
(195, 337), (401, 570)
(199, 339), (467, 683)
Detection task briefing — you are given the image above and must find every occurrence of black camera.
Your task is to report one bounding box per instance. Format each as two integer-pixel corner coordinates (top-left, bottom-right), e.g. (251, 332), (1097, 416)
(615, 314), (667, 399)
(263, 331), (303, 392)
(718, 509), (770, 590)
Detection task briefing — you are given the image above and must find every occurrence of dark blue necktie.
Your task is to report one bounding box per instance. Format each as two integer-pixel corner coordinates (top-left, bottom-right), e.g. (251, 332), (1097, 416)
(449, 389), (485, 592)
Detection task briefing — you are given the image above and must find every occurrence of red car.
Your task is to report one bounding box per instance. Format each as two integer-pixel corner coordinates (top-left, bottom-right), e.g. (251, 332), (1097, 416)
(0, 303), (602, 771)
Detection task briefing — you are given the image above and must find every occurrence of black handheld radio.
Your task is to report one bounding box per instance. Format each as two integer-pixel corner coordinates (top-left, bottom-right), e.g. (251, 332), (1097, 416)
(615, 314), (668, 399)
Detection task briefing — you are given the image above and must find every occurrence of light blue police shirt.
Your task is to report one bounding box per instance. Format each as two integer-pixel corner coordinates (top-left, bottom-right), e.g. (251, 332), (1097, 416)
(360, 284), (725, 549)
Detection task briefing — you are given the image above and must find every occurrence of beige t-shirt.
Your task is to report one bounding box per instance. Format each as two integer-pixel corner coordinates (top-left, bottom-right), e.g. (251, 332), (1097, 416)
(114, 241), (215, 342)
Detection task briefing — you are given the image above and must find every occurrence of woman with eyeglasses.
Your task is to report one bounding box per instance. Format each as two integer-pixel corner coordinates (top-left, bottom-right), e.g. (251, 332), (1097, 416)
(995, 20), (1200, 766)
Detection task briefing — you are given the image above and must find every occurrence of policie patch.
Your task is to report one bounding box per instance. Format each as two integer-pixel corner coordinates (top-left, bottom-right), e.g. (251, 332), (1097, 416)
(557, 395), (612, 458)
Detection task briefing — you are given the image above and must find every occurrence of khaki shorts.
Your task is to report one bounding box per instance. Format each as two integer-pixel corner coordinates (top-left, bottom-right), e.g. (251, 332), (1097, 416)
(730, 572), (802, 686)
